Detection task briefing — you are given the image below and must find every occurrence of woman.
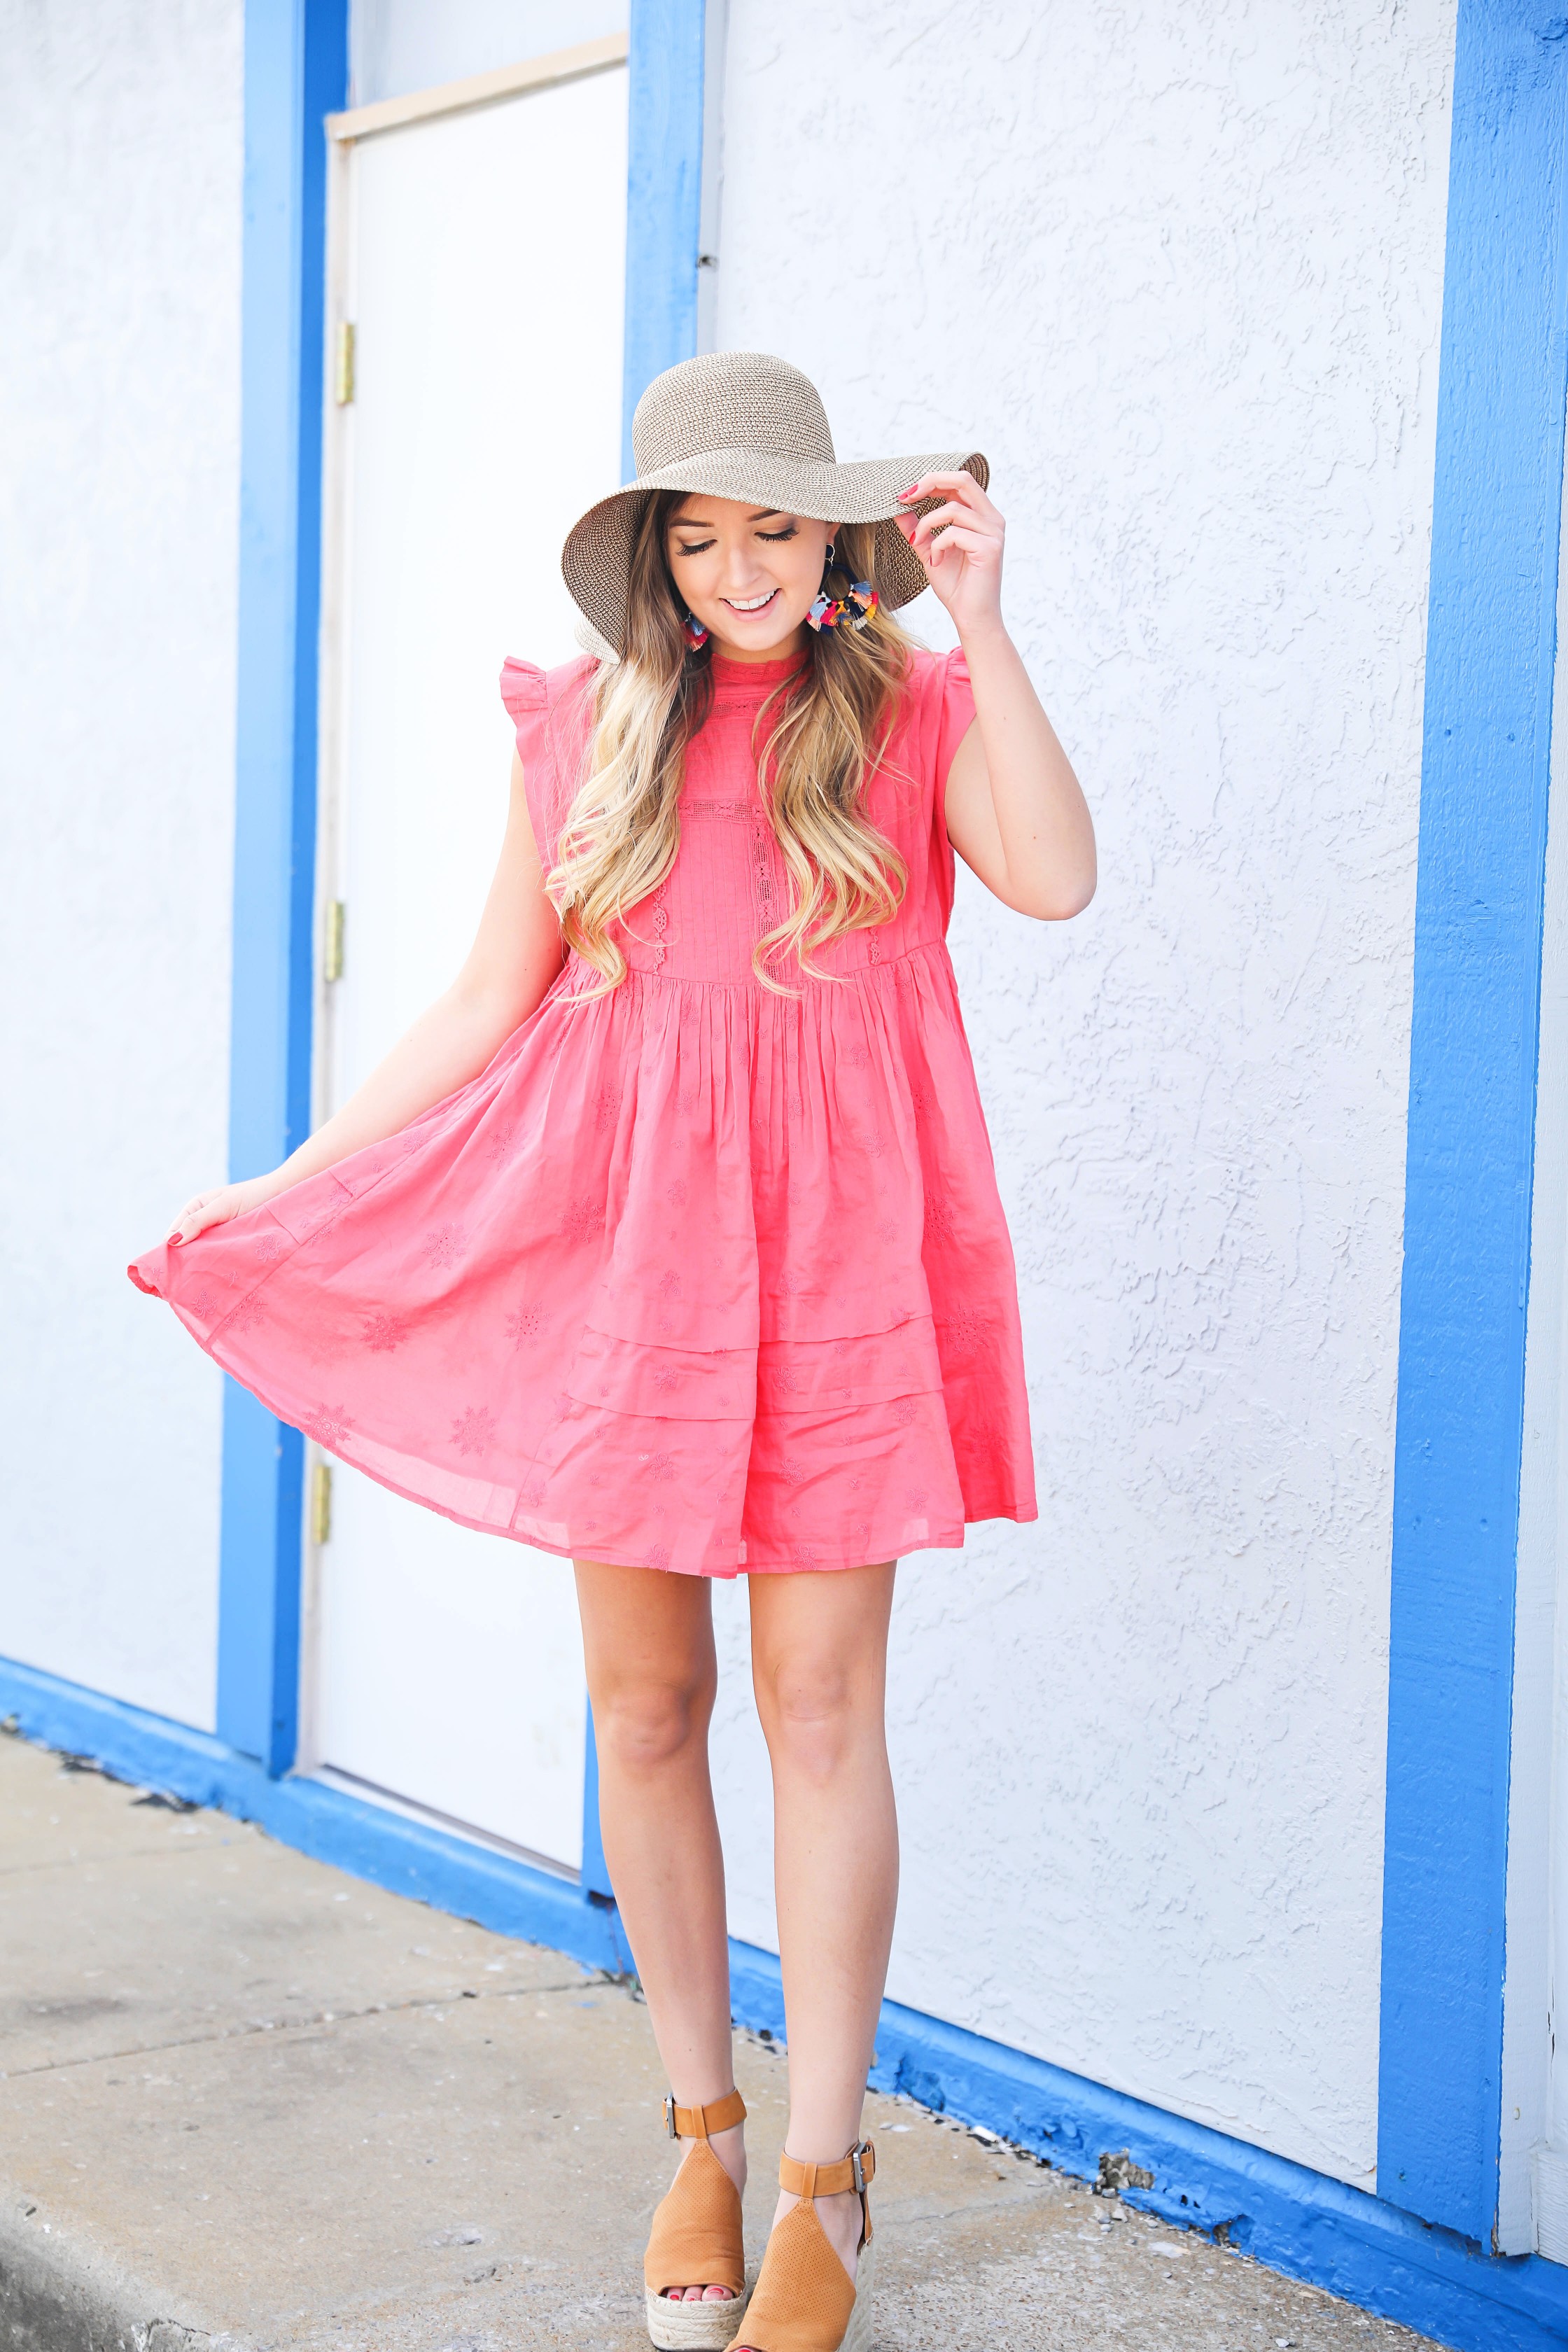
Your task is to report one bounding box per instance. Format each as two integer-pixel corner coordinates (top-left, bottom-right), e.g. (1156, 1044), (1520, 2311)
(131, 351), (1094, 2352)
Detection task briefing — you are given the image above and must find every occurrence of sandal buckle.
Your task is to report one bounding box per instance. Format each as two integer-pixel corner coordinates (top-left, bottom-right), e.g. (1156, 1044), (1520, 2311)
(664, 2094), (679, 2140)
(850, 2143), (866, 2194)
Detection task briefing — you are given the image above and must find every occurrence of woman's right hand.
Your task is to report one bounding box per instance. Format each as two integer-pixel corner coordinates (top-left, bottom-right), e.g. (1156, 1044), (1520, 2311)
(167, 1172), (281, 1247)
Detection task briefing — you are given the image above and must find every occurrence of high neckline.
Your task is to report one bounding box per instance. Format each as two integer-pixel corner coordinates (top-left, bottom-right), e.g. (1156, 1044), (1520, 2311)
(708, 648), (808, 692)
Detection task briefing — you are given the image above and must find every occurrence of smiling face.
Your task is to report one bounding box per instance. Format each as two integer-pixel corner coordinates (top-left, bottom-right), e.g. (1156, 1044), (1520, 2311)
(664, 496), (838, 662)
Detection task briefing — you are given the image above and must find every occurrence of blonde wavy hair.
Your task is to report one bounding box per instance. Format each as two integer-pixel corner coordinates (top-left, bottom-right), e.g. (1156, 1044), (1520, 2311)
(547, 491), (914, 995)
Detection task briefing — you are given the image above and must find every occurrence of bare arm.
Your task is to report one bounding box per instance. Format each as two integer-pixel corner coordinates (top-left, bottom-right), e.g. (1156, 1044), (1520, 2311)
(896, 469), (1096, 920)
(168, 752), (564, 1242)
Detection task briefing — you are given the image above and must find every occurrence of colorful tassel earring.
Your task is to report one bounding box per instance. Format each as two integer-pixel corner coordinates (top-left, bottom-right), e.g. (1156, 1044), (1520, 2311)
(807, 580), (879, 632)
(682, 608), (709, 649)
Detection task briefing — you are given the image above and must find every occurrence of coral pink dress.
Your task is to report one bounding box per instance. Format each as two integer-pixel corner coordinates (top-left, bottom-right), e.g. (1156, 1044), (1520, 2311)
(130, 647), (1035, 1574)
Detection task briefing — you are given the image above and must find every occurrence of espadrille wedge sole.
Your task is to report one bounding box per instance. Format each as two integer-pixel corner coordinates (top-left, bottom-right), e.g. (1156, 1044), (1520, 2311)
(645, 2278), (755, 2352)
(835, 2236), (875, 2352)
(645, 2092), (751, 2352)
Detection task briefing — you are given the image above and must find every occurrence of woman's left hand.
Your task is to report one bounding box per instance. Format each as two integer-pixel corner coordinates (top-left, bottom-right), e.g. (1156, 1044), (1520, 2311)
(896, 470), (1005, 636)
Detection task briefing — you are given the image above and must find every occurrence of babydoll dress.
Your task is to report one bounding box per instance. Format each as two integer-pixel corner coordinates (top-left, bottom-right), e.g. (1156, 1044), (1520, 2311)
(130, 646), (1036, 1575)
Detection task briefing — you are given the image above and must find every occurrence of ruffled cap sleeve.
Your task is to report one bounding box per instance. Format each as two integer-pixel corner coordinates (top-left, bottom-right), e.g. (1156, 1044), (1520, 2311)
(499, 654), (594, 869)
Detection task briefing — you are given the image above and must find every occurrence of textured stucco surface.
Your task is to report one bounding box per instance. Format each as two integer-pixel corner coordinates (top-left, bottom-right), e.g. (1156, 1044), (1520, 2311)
(708, 0), (1455, 2188)
(0, 0), (241, 1726)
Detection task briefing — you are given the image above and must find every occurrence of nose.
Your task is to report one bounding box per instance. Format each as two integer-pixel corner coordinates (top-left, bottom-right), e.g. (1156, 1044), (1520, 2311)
(716, 538), (770, 596)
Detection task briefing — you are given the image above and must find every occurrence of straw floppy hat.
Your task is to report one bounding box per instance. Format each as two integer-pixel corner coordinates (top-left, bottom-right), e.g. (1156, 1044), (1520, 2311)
(561, 351), (988, 656)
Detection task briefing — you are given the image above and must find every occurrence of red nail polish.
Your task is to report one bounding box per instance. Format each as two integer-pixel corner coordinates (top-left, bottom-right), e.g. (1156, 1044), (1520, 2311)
(896, 485), (919, 500)
(168, 1232), (182, 1245)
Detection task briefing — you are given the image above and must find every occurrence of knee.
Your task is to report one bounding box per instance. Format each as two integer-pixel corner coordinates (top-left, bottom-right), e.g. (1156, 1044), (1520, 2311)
(755, 1654), (878, 1785)
(592, 1668), (713, 1775)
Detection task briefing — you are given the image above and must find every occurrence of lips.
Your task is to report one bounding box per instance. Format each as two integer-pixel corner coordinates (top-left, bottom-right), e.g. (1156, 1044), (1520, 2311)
(722, 589), (780, 615)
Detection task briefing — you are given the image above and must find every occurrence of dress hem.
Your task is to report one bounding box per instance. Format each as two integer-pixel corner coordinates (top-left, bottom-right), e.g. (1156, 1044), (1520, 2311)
(139, 1272), (1037, 1578)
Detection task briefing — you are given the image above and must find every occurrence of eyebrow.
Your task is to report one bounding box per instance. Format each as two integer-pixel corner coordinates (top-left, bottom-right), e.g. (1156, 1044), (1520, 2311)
(671, 507), (790, 531)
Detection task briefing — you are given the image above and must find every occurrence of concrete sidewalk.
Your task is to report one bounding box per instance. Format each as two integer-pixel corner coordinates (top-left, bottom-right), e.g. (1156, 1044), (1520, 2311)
(0, 1728), (1435, 2352)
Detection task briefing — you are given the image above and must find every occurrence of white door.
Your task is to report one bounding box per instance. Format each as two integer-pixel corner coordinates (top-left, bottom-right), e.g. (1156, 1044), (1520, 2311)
(304, 58), (628, 1872)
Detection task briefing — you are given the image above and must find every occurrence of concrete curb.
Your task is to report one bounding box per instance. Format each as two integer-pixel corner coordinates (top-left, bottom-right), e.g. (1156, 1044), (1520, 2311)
(0, 2194), (235, 2352)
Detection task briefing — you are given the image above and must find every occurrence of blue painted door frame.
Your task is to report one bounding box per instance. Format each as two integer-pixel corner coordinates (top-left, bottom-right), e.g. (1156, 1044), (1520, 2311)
(1379, 0), (1568, 2248)
(218, 0), (348, 1774)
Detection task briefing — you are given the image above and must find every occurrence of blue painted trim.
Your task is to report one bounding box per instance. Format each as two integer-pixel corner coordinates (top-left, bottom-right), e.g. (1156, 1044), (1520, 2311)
(0, 1657), (629, 1978)
(622, 0), (707, 475)
(5, 1650), (1565, 2352)
(219, 0), (349, 1773)
(1380, 0), (1568, 2244)
(217, 1385), (303, 1774)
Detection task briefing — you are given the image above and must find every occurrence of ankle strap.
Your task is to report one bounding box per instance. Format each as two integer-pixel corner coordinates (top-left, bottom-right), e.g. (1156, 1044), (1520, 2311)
(664, 2088), (747, 2140)
(777, 2140), (876, 2201)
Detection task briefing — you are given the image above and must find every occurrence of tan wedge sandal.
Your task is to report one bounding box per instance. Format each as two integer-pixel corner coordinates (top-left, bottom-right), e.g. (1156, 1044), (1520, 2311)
(734, 2140), (876, 2352)
(645, 2090), (753, 2351)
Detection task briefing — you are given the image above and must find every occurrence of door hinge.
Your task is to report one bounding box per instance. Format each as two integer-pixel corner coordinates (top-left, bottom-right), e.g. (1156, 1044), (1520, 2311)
(333, 320), (356, 406)
(309, 1460), (333, 1547)
(323, 899), (346, 982)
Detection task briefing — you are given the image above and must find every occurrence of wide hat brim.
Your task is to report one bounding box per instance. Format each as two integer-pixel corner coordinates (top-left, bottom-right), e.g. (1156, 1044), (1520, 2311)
(561, 447), (988, 657)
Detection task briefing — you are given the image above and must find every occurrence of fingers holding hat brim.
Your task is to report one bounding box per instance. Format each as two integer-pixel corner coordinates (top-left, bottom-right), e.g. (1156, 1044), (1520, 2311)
(561, 451), (988, 654)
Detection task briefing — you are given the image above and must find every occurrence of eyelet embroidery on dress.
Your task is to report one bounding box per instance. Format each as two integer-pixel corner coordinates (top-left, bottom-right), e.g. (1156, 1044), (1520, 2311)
(750, 806), (778, 937)
(649, 869), (671, 973)
(924, 1193), (958, 1240)
(450, 1404), (497, 1455)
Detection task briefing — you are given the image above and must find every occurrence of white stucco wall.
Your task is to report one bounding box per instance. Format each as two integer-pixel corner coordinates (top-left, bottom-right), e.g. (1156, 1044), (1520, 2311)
(0, 0), (241, 1728)
(708, 0), (1455, 2188)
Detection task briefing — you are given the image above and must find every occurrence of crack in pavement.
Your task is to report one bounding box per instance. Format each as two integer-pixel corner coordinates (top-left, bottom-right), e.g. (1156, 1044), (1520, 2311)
(0, 1978), (599, 2081)
(0, 1842), (241, 1879)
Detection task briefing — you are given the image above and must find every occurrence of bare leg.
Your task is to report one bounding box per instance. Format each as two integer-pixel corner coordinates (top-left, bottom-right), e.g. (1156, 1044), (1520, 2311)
(748, 1562), (898, 2288)
(575, 1558), (743, 2303)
